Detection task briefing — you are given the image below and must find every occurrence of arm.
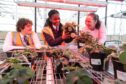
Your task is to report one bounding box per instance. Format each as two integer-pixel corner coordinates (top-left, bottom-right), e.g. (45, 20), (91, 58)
(3, 32), (25, 52)
(43, 32), (63, 46)
(32, 33), (43, 49)
(99, 23), (106, 44)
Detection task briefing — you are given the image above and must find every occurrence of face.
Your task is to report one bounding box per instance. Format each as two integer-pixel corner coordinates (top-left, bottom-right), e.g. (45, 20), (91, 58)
(50, 14), (60, 26)
(85, 15), (96, 30)
(21, 23), (32, 35)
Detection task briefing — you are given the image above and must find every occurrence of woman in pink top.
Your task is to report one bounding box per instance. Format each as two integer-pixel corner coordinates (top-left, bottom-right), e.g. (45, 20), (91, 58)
(83, 13), (106, 44)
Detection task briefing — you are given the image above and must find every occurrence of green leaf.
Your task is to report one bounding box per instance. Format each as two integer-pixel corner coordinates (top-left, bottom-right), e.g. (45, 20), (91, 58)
(7, 58), (21, 64)
(123, 65), (126, 72)
(119, 51), (126, 64)
(1, 64), (34, 83)
(66, 70), (93, 84)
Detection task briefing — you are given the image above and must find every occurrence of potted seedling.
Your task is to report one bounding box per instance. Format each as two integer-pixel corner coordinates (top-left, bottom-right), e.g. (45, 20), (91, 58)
(51, 48), (63, 59)
(63, 48), (75, 59)
(0, 56), (34, 84)
(52, 47), (93, 84)
(0, 64), (34, 84)
(66, 69), (93, 84)
(103, 43), (126, 83)
(75, 32), (115, 71)
(110, 44), (126, 81)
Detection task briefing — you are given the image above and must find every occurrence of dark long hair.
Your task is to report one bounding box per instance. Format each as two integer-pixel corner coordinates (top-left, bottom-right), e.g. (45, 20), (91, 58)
(88, 13), (101, 29)
(44, 9), (62, 28)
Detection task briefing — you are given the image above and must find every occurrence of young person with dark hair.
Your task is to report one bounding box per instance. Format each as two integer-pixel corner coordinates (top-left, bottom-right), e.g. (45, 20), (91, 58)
(83, 13), (106, 44)
(3, 18), (42, 52)
(41, 9), (71, 46)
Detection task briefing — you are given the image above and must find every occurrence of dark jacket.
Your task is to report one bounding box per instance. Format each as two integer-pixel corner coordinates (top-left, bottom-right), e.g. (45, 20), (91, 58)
(41, 24), (64, 46)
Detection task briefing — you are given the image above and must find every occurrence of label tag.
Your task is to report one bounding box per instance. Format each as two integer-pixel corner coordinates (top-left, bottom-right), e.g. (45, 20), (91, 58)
(117, 70), (126, 81)
(91, 59), (101, 65)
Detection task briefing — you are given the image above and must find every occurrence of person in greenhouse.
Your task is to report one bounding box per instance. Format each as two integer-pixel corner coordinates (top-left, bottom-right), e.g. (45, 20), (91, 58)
(3, 18), (42, 52)
(82, 13), (106, 44)
(41, 9), (74, 47)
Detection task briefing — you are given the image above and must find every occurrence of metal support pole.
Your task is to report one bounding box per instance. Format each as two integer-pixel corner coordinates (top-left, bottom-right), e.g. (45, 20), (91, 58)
(105, 0), (108, 26)
(34, 0), (37, 32)
(77, 5), (80, 48)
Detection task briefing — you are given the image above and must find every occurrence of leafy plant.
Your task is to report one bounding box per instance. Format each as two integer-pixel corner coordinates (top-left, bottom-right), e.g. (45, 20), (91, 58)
(0, 49), (35, 84)
(115, 79), (126, 84)
(0, 64), (34, 84)
(11, 49), (38, 59)
(7, 57), (21, 64)
(56, 54), (93, 84)
(118, 51), (126, 71)
(63, 48), (75, 59)
(104, 44), (126, 71)
(119, 51), (126, 64)
(75, 32), (96, 45)
(23, 49), (38, 57)
(66, 69), (93, 84)
(51, 48), (63, 58)
(63, 22), (77, 35)
(119, 44), (126, 70)
(102, 46), (117, 56)
(76, 32), (118, 57)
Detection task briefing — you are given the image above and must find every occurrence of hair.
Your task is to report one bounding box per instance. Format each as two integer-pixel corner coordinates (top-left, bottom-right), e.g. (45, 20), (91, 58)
(16, 18), (32, 32)
(44, 9), (60, 27)
(87, 13), (101, 29)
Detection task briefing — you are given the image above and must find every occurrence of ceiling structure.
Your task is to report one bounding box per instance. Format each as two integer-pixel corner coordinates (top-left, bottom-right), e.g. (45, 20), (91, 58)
(15, 1), (97, 12)
(0, 0), (125, 19)
(15, 0), (108, 12)
(111, 11), (126, 19)
(39, 0), (107, 7)
(0, 0), (126, 33)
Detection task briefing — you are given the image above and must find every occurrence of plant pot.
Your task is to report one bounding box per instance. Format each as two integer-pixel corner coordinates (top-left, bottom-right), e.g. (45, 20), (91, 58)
(56, 62), (83, 79)
(6, 52), (12, 57)
(112, 58), (126, 81)
(89, 52), (107, 71)
(37, 52), (44, 58)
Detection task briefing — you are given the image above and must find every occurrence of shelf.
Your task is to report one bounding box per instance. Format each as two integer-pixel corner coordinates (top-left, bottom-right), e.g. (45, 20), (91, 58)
(40, 0), (107, 7)
(15, 1), (97, 12)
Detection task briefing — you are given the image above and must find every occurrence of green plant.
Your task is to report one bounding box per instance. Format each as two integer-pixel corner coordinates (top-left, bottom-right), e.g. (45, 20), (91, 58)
(75, 32), (96, 45)
(118, 51), (126, 71)
(115, 79), (126, 84)
(23, 49), (38, 57)
(66, 69), (93, 84)
(56, 53), (93, 84)
(7, 57), (21, 64)
(63, 48), (75, 59)
(0, 64), (34, 84)
(119, 44), (126, 67)
(51, 48), (63, 58)
(0, 49), (35, 84)
(105, 44), (126, 71)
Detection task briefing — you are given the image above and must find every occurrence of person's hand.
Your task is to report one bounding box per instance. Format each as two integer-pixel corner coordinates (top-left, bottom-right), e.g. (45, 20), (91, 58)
(62, 34), (71, 40)
(71, 33), (77, 38)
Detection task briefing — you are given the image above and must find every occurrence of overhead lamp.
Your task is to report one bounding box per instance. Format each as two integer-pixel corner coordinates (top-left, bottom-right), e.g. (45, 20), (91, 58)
(15, 1), (97, 12)
(39, 0), (107, 7)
